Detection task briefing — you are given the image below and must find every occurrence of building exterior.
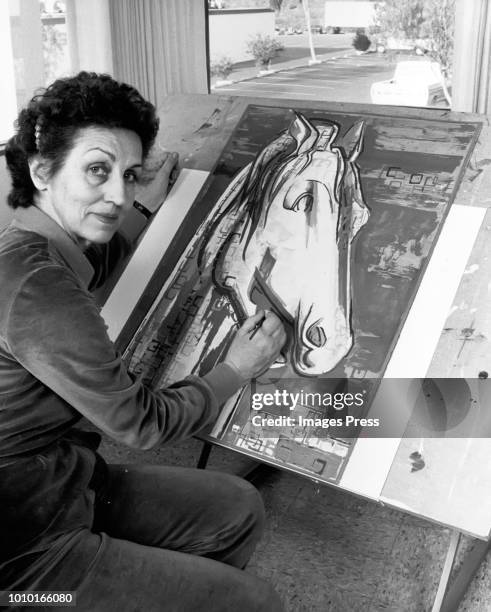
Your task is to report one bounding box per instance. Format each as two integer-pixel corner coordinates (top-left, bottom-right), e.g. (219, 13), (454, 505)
(209, 7), (275, 64)
(324, 0), (377, 29)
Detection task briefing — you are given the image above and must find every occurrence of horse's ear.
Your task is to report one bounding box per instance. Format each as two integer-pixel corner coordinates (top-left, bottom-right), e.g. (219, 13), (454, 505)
(340, 121), (364, 162)
(290, 112), (317, 154)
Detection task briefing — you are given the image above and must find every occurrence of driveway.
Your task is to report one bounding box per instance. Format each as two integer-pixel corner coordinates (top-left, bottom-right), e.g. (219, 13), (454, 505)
(213, 52), (399, 105)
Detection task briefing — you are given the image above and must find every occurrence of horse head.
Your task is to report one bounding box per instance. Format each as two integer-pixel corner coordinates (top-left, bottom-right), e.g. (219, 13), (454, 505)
(198, 112), (369, 376)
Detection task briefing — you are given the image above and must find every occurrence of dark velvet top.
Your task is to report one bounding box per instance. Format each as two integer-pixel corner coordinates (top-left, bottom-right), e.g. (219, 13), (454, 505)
(0, 205), (243, 574)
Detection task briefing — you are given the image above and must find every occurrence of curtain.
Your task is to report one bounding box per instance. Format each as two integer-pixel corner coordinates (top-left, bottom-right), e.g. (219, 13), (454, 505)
(66, 0), (114, 74)
(452, 0), (491, 113)
(108, 0), (208, 107)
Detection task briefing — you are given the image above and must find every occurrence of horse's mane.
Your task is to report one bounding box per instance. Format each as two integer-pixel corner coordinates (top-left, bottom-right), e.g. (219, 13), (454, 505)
(196, 113), (357, 275)
(196, 127), (298, 273)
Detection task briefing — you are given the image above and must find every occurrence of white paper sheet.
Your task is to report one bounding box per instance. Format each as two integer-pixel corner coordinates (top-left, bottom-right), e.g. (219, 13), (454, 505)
(101, 168), (209, 342)
(340, 204), (487, 499)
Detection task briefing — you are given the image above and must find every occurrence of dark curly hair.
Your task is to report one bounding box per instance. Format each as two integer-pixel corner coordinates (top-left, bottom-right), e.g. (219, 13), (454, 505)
(5, 71), (160, 209)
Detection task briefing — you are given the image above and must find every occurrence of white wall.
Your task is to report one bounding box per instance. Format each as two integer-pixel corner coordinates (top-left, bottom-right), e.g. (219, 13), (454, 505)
(324, 1), (376, 29)
(209, 9), (275, 64)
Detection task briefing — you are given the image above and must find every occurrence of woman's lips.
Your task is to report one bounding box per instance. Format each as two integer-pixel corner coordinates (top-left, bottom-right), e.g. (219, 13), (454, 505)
(92, 212), (119, 225)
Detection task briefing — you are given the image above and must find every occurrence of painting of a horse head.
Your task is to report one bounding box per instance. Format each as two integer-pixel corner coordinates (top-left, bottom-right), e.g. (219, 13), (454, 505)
(198, 112), (369, 376)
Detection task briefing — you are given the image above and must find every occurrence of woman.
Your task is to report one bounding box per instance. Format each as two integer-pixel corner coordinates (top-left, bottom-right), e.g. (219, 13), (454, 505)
(0, 72), (286, 611)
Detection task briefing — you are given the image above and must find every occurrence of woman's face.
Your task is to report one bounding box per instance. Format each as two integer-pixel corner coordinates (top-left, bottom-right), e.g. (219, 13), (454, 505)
(38, 126), (143, 246)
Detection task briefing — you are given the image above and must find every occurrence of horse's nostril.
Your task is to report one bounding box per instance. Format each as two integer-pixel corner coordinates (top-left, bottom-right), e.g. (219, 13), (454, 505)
(306, 324), (327, 347)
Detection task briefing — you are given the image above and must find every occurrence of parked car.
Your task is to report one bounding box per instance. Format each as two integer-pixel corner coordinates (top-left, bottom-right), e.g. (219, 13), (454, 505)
(370, 60), (446, 107)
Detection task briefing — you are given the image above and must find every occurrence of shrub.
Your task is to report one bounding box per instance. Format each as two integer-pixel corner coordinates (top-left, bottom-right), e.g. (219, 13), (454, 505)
(246, 34), (284, 68)
(352, 31), (371, 52)
(210, 56), (234, 80)
(373, 0), (455, 83)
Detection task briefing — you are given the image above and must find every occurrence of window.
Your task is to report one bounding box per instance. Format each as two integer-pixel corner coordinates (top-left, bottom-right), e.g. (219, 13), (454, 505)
(207, 0), (455, 111)
(0, 0), (70, 144)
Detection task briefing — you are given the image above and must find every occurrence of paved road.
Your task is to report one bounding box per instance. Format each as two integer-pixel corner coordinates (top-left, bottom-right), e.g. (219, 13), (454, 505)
(215, 53), (398, 105)
(230, 33), (354, 70)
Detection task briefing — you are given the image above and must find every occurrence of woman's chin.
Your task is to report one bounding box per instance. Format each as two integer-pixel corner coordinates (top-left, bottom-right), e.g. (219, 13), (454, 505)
(80, 227), (117, 246)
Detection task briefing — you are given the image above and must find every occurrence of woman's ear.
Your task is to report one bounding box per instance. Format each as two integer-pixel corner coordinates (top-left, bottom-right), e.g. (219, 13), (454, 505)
(28, 156), (50, 191)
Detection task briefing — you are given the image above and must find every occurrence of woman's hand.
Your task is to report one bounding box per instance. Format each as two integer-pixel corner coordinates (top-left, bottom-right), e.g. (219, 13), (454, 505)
(136, 149), (179, 214)
(224, 310), (287, 380)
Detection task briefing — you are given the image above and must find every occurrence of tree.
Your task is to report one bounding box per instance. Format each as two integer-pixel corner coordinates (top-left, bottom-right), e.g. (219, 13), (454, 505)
(269, 0), (318, 64)
(42, 24), (67, 84)
(374, 1), (426, 41)
(420, 0), (455, 76)
(374, 0), (455, 104)
(301, 0), (319, 64)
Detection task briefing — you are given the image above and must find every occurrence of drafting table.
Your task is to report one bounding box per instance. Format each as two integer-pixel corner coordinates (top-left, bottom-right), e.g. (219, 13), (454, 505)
(101, 94), (491, 612)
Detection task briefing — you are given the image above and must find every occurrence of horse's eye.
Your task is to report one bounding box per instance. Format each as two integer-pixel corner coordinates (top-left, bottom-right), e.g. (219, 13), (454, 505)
(298, 194), (314, 212)
(284, 181), (316, 212)
(283, 193), (313, 213)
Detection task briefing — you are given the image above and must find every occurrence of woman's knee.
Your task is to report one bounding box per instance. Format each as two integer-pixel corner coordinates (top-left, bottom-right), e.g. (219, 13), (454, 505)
(222, 474), (266, 539)
(205, 472), (266, 568)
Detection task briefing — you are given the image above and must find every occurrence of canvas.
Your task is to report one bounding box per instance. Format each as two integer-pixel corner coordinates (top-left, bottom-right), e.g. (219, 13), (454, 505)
(122, 105), (480, 484)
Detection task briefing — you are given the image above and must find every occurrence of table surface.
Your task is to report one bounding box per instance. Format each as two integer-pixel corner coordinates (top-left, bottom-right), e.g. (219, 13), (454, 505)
(118, 93), (491, 539)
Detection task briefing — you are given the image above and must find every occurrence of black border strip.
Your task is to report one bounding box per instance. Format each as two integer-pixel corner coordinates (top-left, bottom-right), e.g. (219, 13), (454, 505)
(115, 103), (252, 353)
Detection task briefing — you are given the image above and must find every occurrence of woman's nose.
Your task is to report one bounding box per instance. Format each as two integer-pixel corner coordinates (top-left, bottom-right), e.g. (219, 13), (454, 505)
(104, 173), (128, 207)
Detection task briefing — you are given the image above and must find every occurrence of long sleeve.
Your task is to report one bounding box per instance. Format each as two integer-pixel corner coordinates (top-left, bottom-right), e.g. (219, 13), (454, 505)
(4, 262), (244, 451)
(84, 205), (152, 303)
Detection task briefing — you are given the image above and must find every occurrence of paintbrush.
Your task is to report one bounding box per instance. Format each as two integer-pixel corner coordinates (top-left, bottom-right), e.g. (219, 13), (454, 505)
(248, 312), (266, 340)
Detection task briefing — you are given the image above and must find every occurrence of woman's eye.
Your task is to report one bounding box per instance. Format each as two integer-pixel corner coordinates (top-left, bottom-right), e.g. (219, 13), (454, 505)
(124, 171), (138, 184)
(88, 165), (108, 178)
